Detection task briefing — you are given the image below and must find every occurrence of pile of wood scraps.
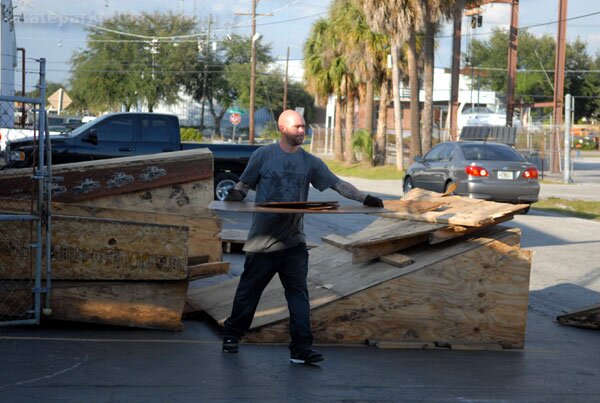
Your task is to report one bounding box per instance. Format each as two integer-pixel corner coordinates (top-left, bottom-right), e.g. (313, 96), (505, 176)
(194, 189), (533, 350)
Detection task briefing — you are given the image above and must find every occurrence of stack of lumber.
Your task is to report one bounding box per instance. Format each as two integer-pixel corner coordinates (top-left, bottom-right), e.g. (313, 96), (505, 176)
(0, 149), (228, 330)
(192, 189), (532, 350)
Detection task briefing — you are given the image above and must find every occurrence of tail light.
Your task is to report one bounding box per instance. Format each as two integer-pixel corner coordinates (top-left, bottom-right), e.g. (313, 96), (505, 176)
(523, 167), (539, 179)
(465, 165), (489, 177)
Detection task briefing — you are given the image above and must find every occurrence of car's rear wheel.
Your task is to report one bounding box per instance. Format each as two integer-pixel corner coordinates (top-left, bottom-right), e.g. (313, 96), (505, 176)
(214, 172), (239, 201)
(403, 177), (414, 195)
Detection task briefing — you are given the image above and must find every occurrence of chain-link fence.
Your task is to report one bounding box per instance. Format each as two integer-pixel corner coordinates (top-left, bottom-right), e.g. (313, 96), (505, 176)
(308, 122), (579, 178)
(0, 58), (51, 326)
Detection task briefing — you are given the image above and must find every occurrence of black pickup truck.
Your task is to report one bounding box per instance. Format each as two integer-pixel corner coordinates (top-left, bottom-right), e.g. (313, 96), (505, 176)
(3, 112), (261, 200)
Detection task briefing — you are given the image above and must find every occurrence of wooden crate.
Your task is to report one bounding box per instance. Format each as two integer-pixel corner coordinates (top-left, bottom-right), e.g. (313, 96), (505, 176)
(191, 226), (532, 349)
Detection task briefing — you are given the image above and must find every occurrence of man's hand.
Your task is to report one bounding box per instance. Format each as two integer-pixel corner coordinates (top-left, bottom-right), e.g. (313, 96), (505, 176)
(363, 194), (384, 207)
(225, 188), (246, 202)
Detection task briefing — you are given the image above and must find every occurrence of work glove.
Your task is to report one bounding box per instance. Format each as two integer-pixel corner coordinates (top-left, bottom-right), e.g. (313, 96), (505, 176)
(363, 194), (384, 207)
(225, 188), (246, 202)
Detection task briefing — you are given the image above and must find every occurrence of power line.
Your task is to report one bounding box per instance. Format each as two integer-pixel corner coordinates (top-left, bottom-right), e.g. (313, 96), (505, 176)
(435, 10), (600, 39)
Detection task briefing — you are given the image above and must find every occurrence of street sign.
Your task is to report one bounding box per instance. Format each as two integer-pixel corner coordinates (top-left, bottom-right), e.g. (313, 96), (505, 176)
(229, 113), (241, 126)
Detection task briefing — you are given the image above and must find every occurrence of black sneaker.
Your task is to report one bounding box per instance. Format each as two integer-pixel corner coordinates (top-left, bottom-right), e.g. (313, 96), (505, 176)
(222, 336), (239, 353)
(290, 349), (324, 364)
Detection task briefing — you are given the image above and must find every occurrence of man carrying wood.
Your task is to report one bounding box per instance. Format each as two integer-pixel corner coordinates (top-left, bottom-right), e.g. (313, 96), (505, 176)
(222, 109), (383, 364)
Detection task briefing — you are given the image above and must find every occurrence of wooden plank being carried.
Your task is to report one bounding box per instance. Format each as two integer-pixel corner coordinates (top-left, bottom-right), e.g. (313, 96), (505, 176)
(0, 214), (188, 280)
(380, 188), (528, 227)
(0, 198), (222, 262)
(209, 200), (387, 214)
(0, 281), (188, 331)
(0, 149), (213, 203)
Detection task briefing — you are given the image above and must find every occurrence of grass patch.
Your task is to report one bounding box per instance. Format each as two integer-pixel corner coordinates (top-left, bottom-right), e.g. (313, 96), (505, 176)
(533, 197), (600, 221)
(323, 159), (405, 180)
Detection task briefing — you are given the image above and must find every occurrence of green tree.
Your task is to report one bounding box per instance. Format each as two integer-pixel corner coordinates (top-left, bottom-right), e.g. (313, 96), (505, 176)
(183, 34), (273, 135)
(469, 30), (599, 121)
(70, 12), (197, 113)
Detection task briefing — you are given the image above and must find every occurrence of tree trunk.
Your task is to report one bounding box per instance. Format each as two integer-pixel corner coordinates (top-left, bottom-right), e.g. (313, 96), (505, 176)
(421, 20), (436, 155)
(344, 83), (356, 164)
(208, 99), (226, 136)
(391, 42), (404, 171)
(374, 78), (388, 166)
(364, 80), (374, 135)
(334, 94), (344, 161)
(407, 32), (422, 162)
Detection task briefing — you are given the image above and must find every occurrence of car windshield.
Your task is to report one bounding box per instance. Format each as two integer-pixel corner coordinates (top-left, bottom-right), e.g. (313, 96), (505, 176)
(459, 143), (525, 162)
(462, 106), (494, 115)
(66, 115), (108, 137)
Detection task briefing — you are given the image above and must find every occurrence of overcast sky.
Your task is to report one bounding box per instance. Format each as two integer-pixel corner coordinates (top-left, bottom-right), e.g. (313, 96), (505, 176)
(12, 0), (600, 86)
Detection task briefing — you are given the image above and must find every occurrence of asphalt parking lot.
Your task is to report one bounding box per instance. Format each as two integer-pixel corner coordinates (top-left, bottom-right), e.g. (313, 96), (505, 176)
(1, 155), (599, 402)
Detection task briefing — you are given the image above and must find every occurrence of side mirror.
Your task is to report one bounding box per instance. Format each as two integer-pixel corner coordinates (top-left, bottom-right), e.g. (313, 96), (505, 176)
(82, 128), (98, 145)
(414, 156), (424, 163)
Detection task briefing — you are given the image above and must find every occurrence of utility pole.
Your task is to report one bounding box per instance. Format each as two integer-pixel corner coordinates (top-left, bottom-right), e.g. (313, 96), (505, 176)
(449, 1), (464, 141)
(282, 46), (290, 111)
(236, 1), (271, 144)
(506, 0), (519, 127)
(552, 0), (568, 173)
(199, 15), (212, 130)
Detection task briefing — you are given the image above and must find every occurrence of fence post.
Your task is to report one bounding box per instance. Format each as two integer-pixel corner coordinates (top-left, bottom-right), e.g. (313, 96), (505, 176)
(563, 94), (572, 183)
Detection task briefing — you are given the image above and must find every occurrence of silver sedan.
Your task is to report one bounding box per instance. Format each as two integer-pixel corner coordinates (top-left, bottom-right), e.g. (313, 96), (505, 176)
(403, 141), (540, 205)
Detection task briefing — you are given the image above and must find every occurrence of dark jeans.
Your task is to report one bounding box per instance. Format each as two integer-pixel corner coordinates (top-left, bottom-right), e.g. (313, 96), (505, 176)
(223, 243), (312, 355)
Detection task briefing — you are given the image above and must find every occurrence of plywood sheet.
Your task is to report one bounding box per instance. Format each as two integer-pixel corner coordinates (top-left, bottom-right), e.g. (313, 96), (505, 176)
(0, 149), (213, 203)
(0, 198), (222, 262)
(244, 228), (531, 348)
(0, 281), (188, 330)
(0, 214), (188, 280)
(209, 201), (387, 214)
(76, 179), (214, 215)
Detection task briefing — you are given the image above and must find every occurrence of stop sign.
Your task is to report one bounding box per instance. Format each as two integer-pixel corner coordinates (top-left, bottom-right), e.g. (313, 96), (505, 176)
(229, 113), (241, 126)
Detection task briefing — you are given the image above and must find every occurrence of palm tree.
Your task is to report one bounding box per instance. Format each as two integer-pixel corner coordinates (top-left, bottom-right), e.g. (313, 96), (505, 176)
(304, 18), (345, 161)
(331, 0), (388, 164)
(357, 0), (425, 168)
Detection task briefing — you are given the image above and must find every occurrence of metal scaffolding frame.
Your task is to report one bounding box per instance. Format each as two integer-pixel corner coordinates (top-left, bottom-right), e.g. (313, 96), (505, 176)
(0, 58), (52, 326)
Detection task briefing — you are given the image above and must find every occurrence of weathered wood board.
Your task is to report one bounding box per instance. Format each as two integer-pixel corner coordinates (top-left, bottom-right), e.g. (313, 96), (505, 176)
(190, 226), (532, 349)
(0, 149), (213, 203)
(188, 261), (230, 280)
(209, 200), (388, 214)
(0, 214), (188, 280)
(0, 281), (188, 330)
(380, 188), (527, 227)
(321, 218), (445, 262)
(75, 179), (214, 215)
(557, 303), (600, 330)
(0, 198), (222, 262)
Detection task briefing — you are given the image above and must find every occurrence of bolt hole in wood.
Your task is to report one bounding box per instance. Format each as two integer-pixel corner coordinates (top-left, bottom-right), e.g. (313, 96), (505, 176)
(108, 238), (117, 246)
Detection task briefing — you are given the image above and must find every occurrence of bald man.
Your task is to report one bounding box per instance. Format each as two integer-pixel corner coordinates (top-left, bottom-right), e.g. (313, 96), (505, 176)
(222, 110), (383, 364)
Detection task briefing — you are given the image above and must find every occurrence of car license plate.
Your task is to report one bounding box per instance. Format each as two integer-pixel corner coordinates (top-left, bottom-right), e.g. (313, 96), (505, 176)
(497, 171), (513, 180)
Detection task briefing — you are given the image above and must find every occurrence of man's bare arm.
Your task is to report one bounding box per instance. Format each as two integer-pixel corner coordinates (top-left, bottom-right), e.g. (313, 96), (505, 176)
(331, 180), (367, 203)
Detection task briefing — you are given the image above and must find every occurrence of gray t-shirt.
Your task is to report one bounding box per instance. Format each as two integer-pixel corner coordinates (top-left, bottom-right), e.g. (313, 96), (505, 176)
(240, 143), (339, 253)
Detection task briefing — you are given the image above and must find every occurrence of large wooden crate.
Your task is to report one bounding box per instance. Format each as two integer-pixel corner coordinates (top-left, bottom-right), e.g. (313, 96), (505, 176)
(191, 226), (532, 349)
